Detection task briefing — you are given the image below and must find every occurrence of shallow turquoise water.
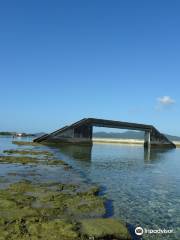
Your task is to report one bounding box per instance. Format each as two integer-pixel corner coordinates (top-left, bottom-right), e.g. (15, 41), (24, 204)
(0, 136), (180, 239)
(51, 143), (180, 240)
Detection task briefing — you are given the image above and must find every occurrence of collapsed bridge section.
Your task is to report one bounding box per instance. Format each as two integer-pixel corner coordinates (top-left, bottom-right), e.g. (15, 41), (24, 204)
(34, 118), (176, 148)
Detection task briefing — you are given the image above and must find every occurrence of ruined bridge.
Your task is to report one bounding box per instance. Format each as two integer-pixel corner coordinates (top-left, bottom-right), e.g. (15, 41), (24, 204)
(34, 118), (176, 148)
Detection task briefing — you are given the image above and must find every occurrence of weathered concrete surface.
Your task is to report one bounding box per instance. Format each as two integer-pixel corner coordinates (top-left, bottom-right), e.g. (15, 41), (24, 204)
(34, 118), (176, 148)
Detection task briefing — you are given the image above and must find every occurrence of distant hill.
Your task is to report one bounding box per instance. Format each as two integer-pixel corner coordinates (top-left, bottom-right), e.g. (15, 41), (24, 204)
(0, 131), (47, 138)
(0, 132), (16, 136)
(165, 134), (180, 141)
(0, 132), (40, 137)
(93, 130), (180, 141)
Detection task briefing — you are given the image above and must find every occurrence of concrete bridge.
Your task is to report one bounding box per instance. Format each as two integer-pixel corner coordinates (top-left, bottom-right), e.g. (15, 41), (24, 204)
(34, 118), (176, 148)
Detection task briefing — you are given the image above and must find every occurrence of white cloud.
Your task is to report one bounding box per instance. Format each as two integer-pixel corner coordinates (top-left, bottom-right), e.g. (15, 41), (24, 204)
(157, 96), (175, 105)
(156, 96), (175, 111)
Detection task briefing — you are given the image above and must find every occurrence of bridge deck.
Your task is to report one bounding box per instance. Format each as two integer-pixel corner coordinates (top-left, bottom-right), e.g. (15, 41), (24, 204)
(85, 118), (153, 131)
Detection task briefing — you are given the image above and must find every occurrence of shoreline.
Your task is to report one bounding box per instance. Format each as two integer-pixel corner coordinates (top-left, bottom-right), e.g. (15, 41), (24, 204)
(93, 137), (180, 147)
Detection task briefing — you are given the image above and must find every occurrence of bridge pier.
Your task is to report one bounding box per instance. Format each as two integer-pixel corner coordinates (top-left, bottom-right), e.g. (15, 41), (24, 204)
(74, 125), (92, 139)
(41, 124), (93, 145)
(144, 131), (151, 148)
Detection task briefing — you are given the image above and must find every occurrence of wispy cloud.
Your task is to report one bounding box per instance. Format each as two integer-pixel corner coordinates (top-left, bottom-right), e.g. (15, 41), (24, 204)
(156, 96), (175, 111)
(157, 96), (175, 105)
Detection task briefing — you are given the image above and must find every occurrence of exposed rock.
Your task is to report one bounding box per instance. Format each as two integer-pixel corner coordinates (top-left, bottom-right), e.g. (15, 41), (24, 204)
(79, 218), (131, 239)
(12, 141), (41, 146)
(0, 156), (38, 165)
(4, 149), (53, 156)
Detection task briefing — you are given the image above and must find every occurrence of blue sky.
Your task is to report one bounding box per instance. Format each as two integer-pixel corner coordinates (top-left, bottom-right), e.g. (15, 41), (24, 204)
(0, 0), (180, 135)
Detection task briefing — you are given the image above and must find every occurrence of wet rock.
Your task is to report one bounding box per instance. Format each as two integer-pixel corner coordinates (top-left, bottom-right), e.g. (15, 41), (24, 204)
(0, 218), (78, 240)
(0, 156), (38, 165)
(65, 193), (105, 218)
(45, 159), (73, 170)
(12, 141), (41, 146)
(3, 149), (53, 157)
(79, 218), (131, 239)
(0, 176), (8, 183)
(27, 219), (78, 240)
(0, 180), (105, 239)
(0, 144), (132, 240)
(45, 159), (68, 166)
(8, 172), (40, 177)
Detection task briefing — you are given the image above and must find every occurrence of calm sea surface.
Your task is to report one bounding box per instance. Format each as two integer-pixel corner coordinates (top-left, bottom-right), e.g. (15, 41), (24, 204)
(0, 136), (180, 239)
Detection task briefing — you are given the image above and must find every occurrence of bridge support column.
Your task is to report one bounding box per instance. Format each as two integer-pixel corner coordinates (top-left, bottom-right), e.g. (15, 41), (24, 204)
(144, 131), (151, 148)
(64, 124), (93, 145)
(74, 125), (93, 139)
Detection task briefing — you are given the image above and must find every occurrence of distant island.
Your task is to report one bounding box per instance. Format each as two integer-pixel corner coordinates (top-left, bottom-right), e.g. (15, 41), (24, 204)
(0, 132), (45, 137)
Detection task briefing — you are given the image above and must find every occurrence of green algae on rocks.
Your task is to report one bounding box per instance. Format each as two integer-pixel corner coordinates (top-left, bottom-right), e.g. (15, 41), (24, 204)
(26, 219), (79, 240)
(45, 159), (73, 169)
(0, 181), (105, 218)
(8, 172), (40, 177)
(3, 149), (53, 156)
(0, 180), (131, 240)
(0, 155), (73, 168)
(45, 159), (67, 165)
(0, 144), (132, 239)
(0, 176), (8, 183)
(0, 156), (38, 165)
(0, 181), (104, 239)
(79, 218), (131, 239)
(0, 219), (78, 240)
(12, 141), (41, 146)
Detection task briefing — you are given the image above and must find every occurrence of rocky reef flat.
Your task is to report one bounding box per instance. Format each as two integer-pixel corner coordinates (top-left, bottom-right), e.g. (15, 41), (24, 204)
(0, 141), (131, 240)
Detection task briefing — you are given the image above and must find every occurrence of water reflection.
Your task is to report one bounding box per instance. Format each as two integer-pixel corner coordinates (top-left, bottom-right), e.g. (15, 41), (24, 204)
(50, 143), (174, 164)
(143, 147), (175, 162)
(52, 144), (93, 160)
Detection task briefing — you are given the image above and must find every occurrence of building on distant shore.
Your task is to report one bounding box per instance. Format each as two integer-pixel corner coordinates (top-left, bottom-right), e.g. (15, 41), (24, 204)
(16, 133), (23, 137)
